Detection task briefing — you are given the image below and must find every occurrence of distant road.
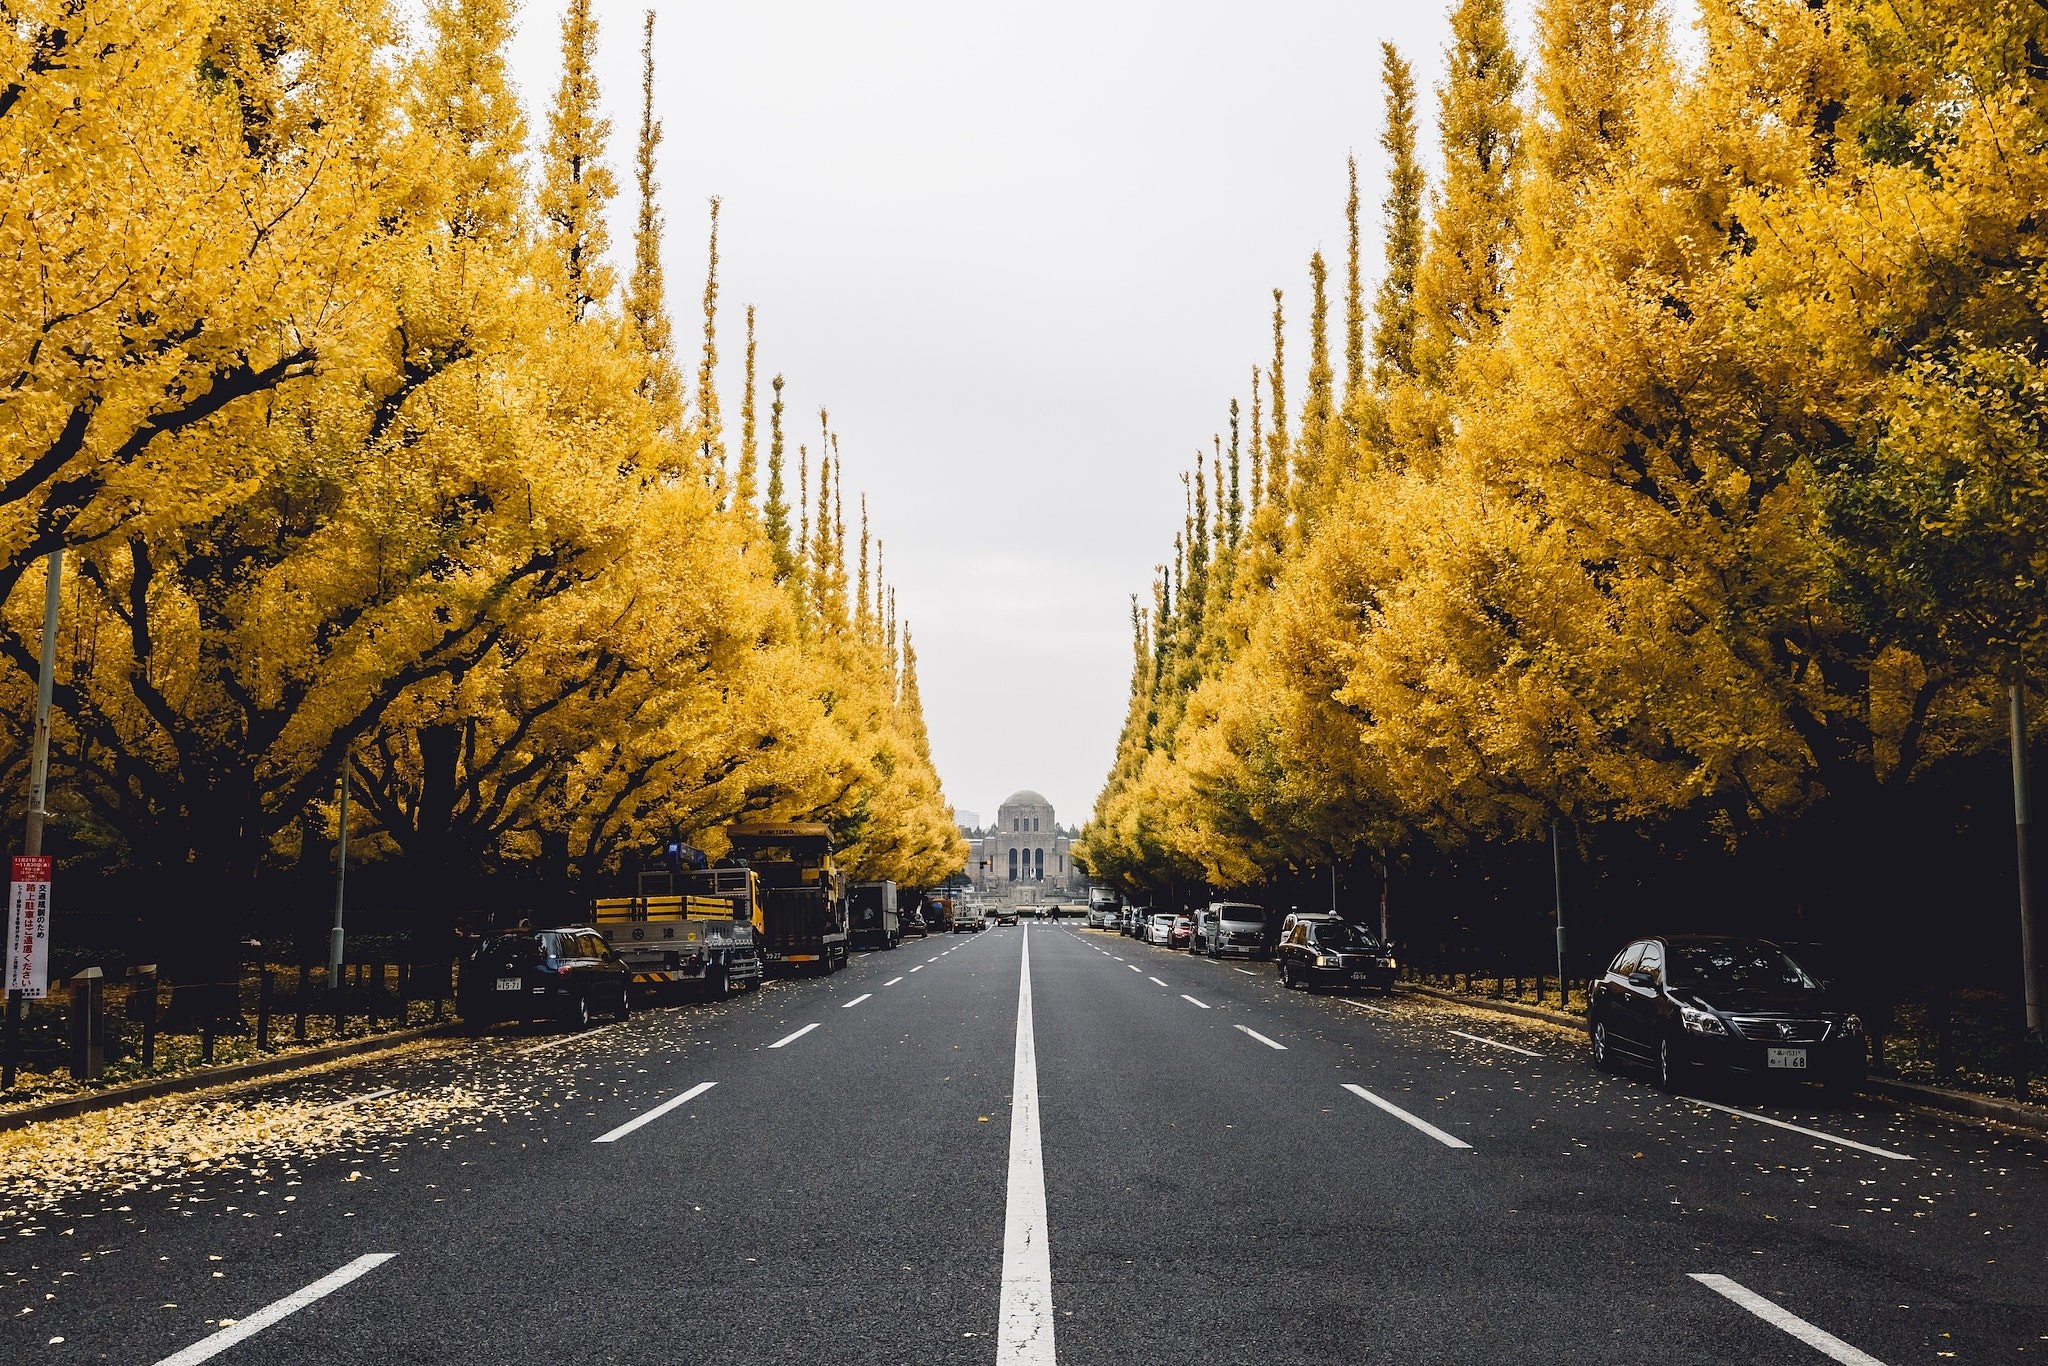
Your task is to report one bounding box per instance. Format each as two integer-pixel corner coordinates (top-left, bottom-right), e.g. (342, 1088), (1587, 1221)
(3, 924), (2041, 1364)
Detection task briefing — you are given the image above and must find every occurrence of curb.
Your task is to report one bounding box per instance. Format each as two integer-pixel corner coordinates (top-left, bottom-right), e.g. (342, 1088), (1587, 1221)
(1400, 983), (2048, 1135)
(0, 1023), (457, 1132)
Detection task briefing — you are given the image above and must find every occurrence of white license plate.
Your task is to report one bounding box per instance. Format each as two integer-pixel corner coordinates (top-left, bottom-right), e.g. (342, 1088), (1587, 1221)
(1350, 971), (1371, 980)
(1766, 1047), (1807, 1069)
(495, 977), (522, 992)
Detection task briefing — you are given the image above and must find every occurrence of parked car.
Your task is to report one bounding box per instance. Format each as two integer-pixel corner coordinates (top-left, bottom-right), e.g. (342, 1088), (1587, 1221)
(1588, 935), (1866, 1091)
(1275, 916), (1396, 993)
(902, 910), (930, 939)
(1202, 902), (1269, 959)
(459, 926), (631, 1028)
(1145, 912), (1176, 945)
(1123, 908), (1149, 938)
(1168, 916), (1194, 950)
(1190, 911), (1220, 954)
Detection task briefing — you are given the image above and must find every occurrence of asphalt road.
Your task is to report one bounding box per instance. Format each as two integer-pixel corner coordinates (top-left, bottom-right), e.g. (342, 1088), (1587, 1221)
(2, 921), (2043, 1364)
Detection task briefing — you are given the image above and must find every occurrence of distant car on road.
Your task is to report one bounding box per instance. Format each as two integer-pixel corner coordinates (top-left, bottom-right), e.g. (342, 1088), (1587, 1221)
(1275, 916), (1395, 993)
(459, 926), (631, 1028)
(996, 909), (1020, 926)
(1588, 935), (1866, 1092)
(953, 911), (986, 933)
(1145, 913), (1175, 945)
(1168, 916), (1194, 950)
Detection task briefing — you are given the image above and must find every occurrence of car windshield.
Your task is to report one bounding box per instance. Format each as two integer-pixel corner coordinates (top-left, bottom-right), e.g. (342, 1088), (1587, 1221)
(1309, 922), (1377, 951)
(1667, 941), (1818, 993)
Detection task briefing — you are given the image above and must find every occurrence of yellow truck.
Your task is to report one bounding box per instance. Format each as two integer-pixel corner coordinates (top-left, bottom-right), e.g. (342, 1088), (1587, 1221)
(726, 822), (850, 974)
(592, 866), (765, 996)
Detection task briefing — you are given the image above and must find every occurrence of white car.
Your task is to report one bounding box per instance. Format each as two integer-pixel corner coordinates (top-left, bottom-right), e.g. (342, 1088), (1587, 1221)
(1145, 913), (1176, 945)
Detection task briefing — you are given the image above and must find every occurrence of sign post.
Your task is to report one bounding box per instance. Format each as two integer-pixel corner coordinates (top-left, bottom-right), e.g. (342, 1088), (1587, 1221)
(5, 855), (51, 998)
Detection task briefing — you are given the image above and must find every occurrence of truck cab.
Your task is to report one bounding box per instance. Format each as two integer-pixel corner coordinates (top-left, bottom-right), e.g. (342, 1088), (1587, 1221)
(727, 823), (850, 974)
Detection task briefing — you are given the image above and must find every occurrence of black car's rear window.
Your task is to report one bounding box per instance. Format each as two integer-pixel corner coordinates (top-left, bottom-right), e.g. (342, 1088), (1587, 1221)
(1668, 942), (1818, 993)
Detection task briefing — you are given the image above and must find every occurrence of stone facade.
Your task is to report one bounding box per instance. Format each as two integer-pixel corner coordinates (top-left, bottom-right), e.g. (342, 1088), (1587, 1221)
(964, 790), (1080, 900)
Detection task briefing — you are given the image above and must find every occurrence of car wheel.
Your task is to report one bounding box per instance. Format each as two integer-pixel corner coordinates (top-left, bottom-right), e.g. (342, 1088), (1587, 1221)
(616, 984), (632, 1020)
(1280, 961), (1295, 990)
(572, 992), (592, 1029)
(1591, 1020), (1613, 1071)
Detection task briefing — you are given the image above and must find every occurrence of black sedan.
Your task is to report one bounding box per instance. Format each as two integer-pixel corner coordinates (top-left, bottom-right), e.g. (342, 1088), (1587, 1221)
(459, 926), (632, 1028)
(1275, 916), (1397, 992)
(1588, 934), (1866, 1091)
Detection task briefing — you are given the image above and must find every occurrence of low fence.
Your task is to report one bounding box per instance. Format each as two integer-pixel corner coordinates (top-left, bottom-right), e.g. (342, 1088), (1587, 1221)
(1396, 956), (2044, 1101)
(2, 959), (459, 1095)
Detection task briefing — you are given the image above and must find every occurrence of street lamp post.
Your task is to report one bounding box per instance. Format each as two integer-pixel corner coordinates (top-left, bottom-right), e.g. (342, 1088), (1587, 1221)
(1552, 820), (1568, 1010)
(327, 762), (349, 989)
(2012, 679), (2041, 1037)
(3, 550), (63, 1090)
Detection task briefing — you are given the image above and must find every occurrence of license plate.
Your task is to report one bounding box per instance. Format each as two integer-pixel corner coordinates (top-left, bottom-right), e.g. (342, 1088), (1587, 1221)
(1350, 971), (1370, 980)
(1766, 1047), (1807, 1069)
(495, 977), (521, 992)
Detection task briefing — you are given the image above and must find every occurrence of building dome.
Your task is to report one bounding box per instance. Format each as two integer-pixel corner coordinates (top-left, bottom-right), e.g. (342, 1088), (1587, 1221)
(1000, 790), (1050, 810)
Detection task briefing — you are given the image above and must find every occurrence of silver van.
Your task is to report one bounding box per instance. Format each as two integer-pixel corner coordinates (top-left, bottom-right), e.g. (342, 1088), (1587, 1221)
(1201, 902), (1269, 959)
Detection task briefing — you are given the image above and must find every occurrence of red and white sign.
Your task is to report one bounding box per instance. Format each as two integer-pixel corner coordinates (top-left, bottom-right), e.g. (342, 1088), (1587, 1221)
(6, 854), (51, 998)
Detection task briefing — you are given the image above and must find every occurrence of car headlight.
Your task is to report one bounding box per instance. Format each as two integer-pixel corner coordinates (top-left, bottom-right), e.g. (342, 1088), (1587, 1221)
(1379, 958), (1397, 970)
(1841, 1013), (1864, 1036)
(1315, 954), (1337, 968)
(1678, 1003), (1727, 1035)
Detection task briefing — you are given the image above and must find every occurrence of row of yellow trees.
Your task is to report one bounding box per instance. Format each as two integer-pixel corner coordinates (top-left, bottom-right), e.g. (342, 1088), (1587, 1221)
(1080, 0), (2048, 941)
(0, 0), (965, 946)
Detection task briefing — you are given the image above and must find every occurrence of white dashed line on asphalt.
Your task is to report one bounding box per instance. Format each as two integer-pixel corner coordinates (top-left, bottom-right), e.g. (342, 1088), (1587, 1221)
(1147, 976), (1168, 987)
(1234, 967), (1258, 976)
(1128, 965), (1142, 973)
(910, 964), (925, 972)
(153, 1253), (397, 1365)
(1235, 1024), (1285, 1049)
(884, 976), (904, 986)
(768, 1023), (822, 1049)
(591, 1080), (718, 1143)
(1349, 1002), (1396, 1016)
(519, 1027), (612, 1056)
(316, 1086), (396, 1111)
(1680, 1097), (1914, 1161)
(842, 993), (872, 1008)
(1340, 1083), (1473, 1150)
(1688, 1274), (1889, 1365)
(1181, 994), (1210, 1009)
(1448, 1029), (1541, 1057)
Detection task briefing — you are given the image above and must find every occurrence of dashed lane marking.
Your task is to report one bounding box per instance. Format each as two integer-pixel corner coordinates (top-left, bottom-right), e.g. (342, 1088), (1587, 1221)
(519, 1026), (613, 1055)
(1235, 1024), (1285, 1050)
(1128, 965), (1142, 973)
(153, 1254), (397, 1365)
(1679, 1097), (1914, 1161)
(1147, 976), (1168, 987)
(1234, 968), (1258, 976)
(910, 965), (926, 972)
(768, 1022), (822, 1049)
(1181, 994), (1210, 1009)
(1448, 1029), (1541, 1057)
(316, 1086), (396, 1111)
(1340, 1083), (1473, 1150)
(1688, 1274), (1889, 1365)
(884, 976), (904, 986)
(842, 993), (872, 1008)
(591, 1080), (717, 1143)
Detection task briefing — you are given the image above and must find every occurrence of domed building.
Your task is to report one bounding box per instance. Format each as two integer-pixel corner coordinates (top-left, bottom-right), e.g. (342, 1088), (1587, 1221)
(964, 790), (1080, 900)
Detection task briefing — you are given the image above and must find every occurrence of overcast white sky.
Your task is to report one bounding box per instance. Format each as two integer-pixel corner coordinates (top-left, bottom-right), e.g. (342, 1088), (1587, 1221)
(495, 0), (1580, 827)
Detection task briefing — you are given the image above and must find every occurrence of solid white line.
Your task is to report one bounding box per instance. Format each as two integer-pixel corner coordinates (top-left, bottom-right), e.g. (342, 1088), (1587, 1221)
(884, 976), (904, 986)
(1681, 1097), (1914, 1161)
(152, 1254), (396, 1365)
(1181, 994), (1210, 1010)
(1448, 1029), (1541, 1058)
(910, 964), (925, 973)
(1234, 968), (1258, 976)
(768, 1023), (821, 1049)
(1341, 1083), (1473, 1150)
(998, 911), (1056, 1364)
(1147, 976), (1167, 987)
(1235, 1024), (1285, 1050)
(316, 1086), (395, 1111)
(1689, 1274), (1889, 1365)
(518, 1026), (611, 1055)
(842, 993), (872, 1008)
(591, 1080), (717, 1143)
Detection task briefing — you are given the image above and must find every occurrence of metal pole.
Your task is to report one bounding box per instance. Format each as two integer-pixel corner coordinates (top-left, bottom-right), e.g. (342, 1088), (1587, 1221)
(3, 551), (61, 1090)
(1552, 820), (1568, 1011)
(2013, 679), (2041, 1036)
(1330, 864), (1337, 915)
(327, 763), (349, 988)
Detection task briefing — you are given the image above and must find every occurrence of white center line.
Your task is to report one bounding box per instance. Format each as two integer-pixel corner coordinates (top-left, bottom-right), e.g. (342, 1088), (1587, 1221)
(842, 993), (872, 1008)
(1341, 1083), (1473, 1150)
(152, 1254), (396, 1365)
(1448, 1029), (1541, 1057)
(1688, 1274), (1889, 1365)
(884, 976), (904, 986)
(1681, 1097), (1914, 1161)
(910, 964), (925, 973)
(519, 1026), (612, 1055)
(768, 1022), (821, 1049)
(1234, 967), (1258, 976)
(1234, 1024), (1286, 1049)
(998, 917), (1056, 1364)
(591, 1080), (717, 1143)
(316, 1086), (395, 1111)
(1180, 994), (1210, 1010)
(1147, 975), (1167, 987)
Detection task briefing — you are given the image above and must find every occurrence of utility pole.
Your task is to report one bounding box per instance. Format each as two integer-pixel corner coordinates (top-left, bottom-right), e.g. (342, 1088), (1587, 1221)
(1552, 820), (1568, 1010)
(328, 762), (349, 988)
(4, 551), (63, 1089)
(2013, 677), (2041, 1036)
